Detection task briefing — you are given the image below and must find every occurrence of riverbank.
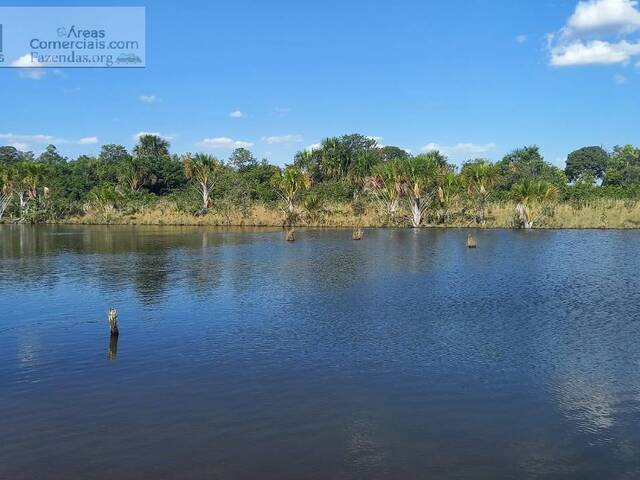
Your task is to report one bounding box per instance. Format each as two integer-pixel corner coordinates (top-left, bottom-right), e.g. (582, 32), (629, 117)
(38, 199), (640, 229)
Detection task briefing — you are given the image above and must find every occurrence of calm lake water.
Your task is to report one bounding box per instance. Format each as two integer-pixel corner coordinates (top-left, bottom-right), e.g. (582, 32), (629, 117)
(2, 225), (640, 479)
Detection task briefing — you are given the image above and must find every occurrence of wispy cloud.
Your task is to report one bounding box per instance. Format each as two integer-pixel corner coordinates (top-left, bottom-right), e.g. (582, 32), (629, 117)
(0, 133), (99, 149)
(262, 134), (303, 144)
(306, 143), (322, 151)
(421, 142), (496, 156)
(138, 94), (158, 103)
(515, 34), (528, 44)
(550, 0), (640, 66)
(196, 137), (253, 149)
(12, 54), (46, 80)
(228, 110), (244, 118)
(614, 73), (628, 83)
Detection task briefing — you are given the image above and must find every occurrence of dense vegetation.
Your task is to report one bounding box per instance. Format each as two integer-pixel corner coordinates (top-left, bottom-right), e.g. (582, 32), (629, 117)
(2, 134), (640, 229)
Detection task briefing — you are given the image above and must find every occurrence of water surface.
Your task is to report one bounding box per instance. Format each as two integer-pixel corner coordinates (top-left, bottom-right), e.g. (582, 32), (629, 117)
(2, 225), (640, 479)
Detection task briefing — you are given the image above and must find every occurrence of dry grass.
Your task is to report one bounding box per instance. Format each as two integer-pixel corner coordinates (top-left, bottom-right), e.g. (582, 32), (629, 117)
(60, 198), (640, 229)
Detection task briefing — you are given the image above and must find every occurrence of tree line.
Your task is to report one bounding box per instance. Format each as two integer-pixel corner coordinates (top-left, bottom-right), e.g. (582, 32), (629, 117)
(1, 133), (639, 228)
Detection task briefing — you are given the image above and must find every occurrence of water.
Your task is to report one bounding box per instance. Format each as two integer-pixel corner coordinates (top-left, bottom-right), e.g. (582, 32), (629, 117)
(2, 225), (640, 479)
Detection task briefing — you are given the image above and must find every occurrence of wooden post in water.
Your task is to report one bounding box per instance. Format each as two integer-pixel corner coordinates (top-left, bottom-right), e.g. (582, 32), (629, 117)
(466, 234), (477, 248)
(285, 228), (295, 242)
(352, 228), (363, 240)
(108, 307), (119, 336)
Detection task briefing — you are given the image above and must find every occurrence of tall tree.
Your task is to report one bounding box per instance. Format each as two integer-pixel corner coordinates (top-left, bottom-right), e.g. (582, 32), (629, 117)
(461, 160), (497, 224)
(400, 153), (441, 227)
(271, 166), (311, 225)
(565, 146), (609, 183)
(38, 145), (66, 166)
(183, 153), (225, 211)
(228, 148), (257, 172)
(133, 135), (170, 158)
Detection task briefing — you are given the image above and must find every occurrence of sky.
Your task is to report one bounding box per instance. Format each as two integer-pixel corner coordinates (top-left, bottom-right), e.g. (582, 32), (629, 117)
(1, 0), (640, 167)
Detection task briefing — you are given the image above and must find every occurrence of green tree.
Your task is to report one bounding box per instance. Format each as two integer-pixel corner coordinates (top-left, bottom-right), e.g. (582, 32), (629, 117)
(364, 159), (405, 218)
(461, 160), (497, 224)
(565, 146), (609, 183)
(38, 145), (66, 166)
(512, 179), (560, 229)
(603, 145), (640, 187)
(497, 146), (564, 190)
(183, 153), (226, 212)
(228, 148), (258, 172)
(271, 166), (311, 225)
(133, 135), (170, 157)
(400, 153), (441, 227)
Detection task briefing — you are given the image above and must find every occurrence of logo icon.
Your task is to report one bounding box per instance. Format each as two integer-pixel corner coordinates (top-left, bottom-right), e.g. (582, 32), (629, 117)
(57, 27), (66, 38)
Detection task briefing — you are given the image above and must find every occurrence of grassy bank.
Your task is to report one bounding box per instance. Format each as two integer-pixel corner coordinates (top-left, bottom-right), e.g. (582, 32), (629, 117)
(53, 199), (640, 229)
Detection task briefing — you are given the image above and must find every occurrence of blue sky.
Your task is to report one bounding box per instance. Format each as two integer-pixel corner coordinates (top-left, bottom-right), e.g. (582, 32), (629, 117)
(1, 0), (640, 167)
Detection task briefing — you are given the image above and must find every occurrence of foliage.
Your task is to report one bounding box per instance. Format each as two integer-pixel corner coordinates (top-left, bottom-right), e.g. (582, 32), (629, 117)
(511, 179), (560, 229)
(3, 134), (640, 229)
(565, 146), (609, 183)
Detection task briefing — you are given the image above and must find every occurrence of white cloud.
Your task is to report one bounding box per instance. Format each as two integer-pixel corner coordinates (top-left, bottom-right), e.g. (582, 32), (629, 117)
(421, 142), (496, 156)
(614, 73), (628, 83)
(306, 143), (322, 151)
(515, 34), (528, 43)
(228, 110), (244, 118)
(138, 94), (158, 103)
(551, 39), (640, 65)
(563, 0), (640, 37)
(550, 0), (640, 66)
(197, 137), (253, 149)
(134, 131), (175, 141)
(262, 134), (303, 144)
(0, 133), (98, 147)
(12, 54), (46, 80)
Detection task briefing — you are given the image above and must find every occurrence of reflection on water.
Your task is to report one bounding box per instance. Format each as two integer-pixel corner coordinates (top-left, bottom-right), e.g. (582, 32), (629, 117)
(107, 335), (118, 361)
(2, 225), (640, 479)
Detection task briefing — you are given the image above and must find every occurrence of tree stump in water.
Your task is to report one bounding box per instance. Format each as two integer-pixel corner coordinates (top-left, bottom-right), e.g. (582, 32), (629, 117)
(285, 229), (295, 242)
(466, 234), (477, 248)
(352, 228), (363, 240)
(108, 307), (119, 336)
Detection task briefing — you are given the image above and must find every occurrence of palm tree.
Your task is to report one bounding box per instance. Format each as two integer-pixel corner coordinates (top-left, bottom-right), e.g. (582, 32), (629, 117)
(462, 161), (497, 225)
(118, 156), (149, 192)
(271, 166), (311, 225)
(400, 153), (440, 227)
(511, 179), (560, 229)
(133, 134), (170, 158)
(364, 159), (405, 219)
(183, 153), (225, 212)
(435, 171), (459, 224)
(12, 162), (46, 216)
(0, 167), (15, 219)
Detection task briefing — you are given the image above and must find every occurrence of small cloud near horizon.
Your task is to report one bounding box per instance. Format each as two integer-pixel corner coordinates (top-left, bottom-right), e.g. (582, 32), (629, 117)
(262, 134), (303, 144)
(138, 95), (158, 103)
(196, 137), (253, 149)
